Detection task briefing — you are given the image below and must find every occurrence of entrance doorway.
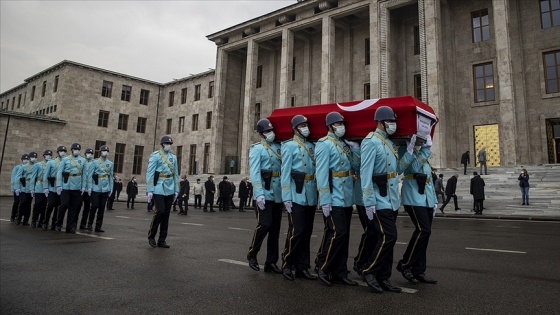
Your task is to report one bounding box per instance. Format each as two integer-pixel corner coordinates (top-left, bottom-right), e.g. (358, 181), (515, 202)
(546, 119), (560, 163)
(474, 124), (500, 166)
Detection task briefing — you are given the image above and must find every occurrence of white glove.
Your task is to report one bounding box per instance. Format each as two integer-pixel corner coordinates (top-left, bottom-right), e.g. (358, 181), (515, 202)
(423, 135), (433, 148)
(31, 191), (35, 198)
(284, 201), (292, 213)
(108, 190), (112, 197)
(147, 192), (153, 203)
(88, 189), (92, 196)
(344, 139), (359, 149)
(56, 187), (62, 195)
(407, 134), (417, 154)
(256, 195), (265, 210)
(322, 204), (332, 217)
(173, 192), (178, 202)
(433, 204), (437, 218)
(44, 188), (49, 197)
(366, 205), (376, 220)
(15, 189), (20, 196)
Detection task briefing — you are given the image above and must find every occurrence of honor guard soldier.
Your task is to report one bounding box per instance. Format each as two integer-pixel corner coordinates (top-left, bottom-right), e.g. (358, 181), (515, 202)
(78, 148), (95, 230)
(315, 112), (361, 286)
(396, 134), (438, 284)
(360, 106), (402, 293)
(86, 145), (114, 232)
(31, 150), (51, 228)
(146, 135), (179, 248)
(43, 146), (66, 230)
(247, 119), (283, 273)
(56, 143), (87, 233)
(280, 115), (318, 281)
(10, 154), (26, 222)
(353, 159), (372, 276)
(15, 152), (38, 226)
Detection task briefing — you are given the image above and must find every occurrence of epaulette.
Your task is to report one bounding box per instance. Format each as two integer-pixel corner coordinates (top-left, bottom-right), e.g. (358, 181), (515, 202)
(250, 142), (261, 148)
(281, 139), (293, 145)
(152, 151), (159, 154)
(365, 132), (374, 139)
(317, 136), (328, 142)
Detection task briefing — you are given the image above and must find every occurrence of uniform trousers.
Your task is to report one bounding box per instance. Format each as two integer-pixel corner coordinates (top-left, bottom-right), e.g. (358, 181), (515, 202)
(11, 192), (20, 221)
(281, 203), (316, 271)
(17, 192), (33, 224)
(315, 206), (353, 279)
(354, 205), (378, 272)
(89, 192), (109, 229)
(77, 192), (91, 228)
(44, 192), (60, 227)
(148, 194), (174, 243)
(57, 190), (81, 231)
(247, 200), (283, 265)
(399, 206), (433, 276)
(362, 209), (398, 281)
(32, 194), (47, 225)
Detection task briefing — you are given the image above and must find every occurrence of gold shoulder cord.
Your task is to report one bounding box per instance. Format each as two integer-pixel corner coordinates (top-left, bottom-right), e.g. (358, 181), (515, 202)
(68, 156), (82, 175)
(158, 151), (175, 175)
(294, 137), (315, 163)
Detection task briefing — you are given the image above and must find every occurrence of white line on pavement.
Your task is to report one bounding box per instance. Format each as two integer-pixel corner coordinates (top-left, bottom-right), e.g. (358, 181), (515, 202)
(181, 222), (204, 226)
(396, 242), (407, 245)
(228, 227), (252, 231)
(0, 219), (11, 222)
(115, 216), (130, 219)
(74, 231), (114, 240)
(465, 247), (526, 254)
(441, 217), (560, 224)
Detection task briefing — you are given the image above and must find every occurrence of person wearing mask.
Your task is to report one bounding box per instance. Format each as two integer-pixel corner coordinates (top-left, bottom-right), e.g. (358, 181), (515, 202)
(177, 175), (190, 215)
(77, 148), (94, 230)
(203, 176), (216, 212)
(518, 168), (530, 205)
(31, 150), (52, 228)
(238, 177), (249, 212)
(10, 154), (26, 223)
(43, 146), (66, 230)
(471, 171), (486, 214)
(218, 176), (231, 211)
(55, 143), (86, 233)
(127, 177), (139, 209)
(15, 152), (36, 226)
(86, 145), (114, 232)
(192, 178), (204, 209)
(115, 178), (123, 200)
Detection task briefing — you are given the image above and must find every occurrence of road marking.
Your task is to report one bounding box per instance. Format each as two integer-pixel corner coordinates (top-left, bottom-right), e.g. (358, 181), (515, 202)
(441, 217), (560, 223)
(181, 222), (204, 226)
(228, 227), (252, 231)
(396, 242), (407, 245)
(0, 219), (11, 222)
(465, 247), (526, 254)
(74, 231), (114, 240)
(115, 216), (130, 219)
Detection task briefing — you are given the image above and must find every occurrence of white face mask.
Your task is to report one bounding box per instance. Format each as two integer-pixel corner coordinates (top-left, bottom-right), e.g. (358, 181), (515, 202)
(265, 131), (276, 143)
(85, 153), (93, 159)
(334, 125), (346, 138)
(72, 150), (80, 156)
(30, 157), (37, 163)
(299, 126), (310, 138)
(101, 151), (108, 157)
(22, 159), (29, 164)
(385, 122), (397, 135)
(58, 151), (66, 157)
(163, 144), (171, 152)
(44, 155), (52, 161)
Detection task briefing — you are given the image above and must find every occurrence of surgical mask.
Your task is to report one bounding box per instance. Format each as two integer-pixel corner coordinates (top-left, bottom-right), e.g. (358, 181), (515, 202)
(101, 151), (108, 157)
(72, 150), (80, 156)
(85, 153), (93, 159)
(265, 131), (275, 143)
(299, 126), (310, 138)
(59, 151), (66, 157)
(30, 157), (37, 163)
(44, 155), (52, 161)
(334, 125), (346, 138)
(22, 159), (29, 164)
(385, 122), (397, 135)
(163, 144), (171, 152)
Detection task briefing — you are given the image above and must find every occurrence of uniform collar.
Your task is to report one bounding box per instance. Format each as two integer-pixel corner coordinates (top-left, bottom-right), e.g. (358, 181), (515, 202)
(327, 131), (339, 140)
(293, 134), (306, 142)
(375, 128), (388, 138)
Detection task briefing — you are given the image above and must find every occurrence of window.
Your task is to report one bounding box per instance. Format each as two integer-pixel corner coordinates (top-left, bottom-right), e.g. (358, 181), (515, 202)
(364, 83), (371, 100)
(292, 57), (296, 81)
(413, 26), (420, 55)
(102, 80), (113, 98)
(541, 0), (560, 28)
(98, 110), (109, 127)
(544, 50), (560, 93)
(137, 117), (147, 133)
(17, 94), (21, 108)
(118, 114), (129, 130)
(192, 114), (199, 131)
(414, 74), (422, 101)
(178, 116), (185, 133)
(121, 85), (131, 102)
(176, 146), (183, 175)
(53, 75), (59, 92)
(140, 89), (149, 105)
(94, 140), (106, 159)
(168, 91), (175, 107)
(203, 143), (210, 174)
(114, 143), (126, 173)
(54, 105), (57, 112)
(256, 65), (263, 88)
(254, 103), (261, 129)
(473, 63), (495, 102)
(472, 9), (490, 43)
(31, 86), (35, 101)
(12, 97), (15, 110)
(365, 38), (371, 64)
(206, 111), (212, 129)
(208, 81), (214, 98)
(194, 84), (201, 101)
(181, 88), (188, 104)
(189, 144), (196, 175)
(166, 119), (172, 134)
(6, 99), (9, 110)
(41, 81), (47, 97)
(133, 145), (144, 175)
(291, 96), (295, 107)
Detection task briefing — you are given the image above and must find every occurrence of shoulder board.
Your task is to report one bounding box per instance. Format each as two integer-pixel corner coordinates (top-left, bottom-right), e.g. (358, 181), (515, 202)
(365, 132), (374, 139)
(152, 151), (159, 155)
(318, 136), (328, 142)
(281, 139), (292, 144)
(250, 142), (260, 148)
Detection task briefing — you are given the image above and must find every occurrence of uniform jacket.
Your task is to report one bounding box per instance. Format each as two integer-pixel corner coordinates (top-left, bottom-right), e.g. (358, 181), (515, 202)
(17, 162), (36, 193)
(477, 149), (486, 163)
(87, 158), (114, 193)
(316, 132), (360, 207)
(179, 179), (190, 200)
(398, 147), (437, 208)
(127, 180), (138, 197)
(218, 180), (231, 197)
(249, 140), (282, 203)
(361, 129), (400, 211)
(43, 157), (62, 192)
(146, 149), (179, 196)
(352, 176), (364, 206)
(193, 182), (204, 195)
(11, 164), (22, 192)
(461, 152), (470, 165)
(280, 135), (317, 206)
(470, 175), (485, 200)
(238, 181), (249, 198)
(56, 155), (87, 191)
(33, 160), (48, 193)
(82, 159), (94, 190)
(518, 174), (530, 188)
(445, 176), (458, 196)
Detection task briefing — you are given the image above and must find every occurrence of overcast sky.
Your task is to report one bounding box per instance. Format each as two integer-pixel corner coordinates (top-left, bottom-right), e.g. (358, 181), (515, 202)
(0, 0), (296, 93)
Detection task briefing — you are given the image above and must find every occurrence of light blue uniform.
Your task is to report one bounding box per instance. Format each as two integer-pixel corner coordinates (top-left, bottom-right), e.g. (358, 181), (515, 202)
(82, 159), (95, 190)
(146, 149), (179, 196)
(44, 157), (62, 192)
(352, 175), (364, 206)
(87, 158), (114, 193)
(398, 147), (437, 207)
(17, 162), (36, 193)
(360, 129), (400, 211)
(281, 135), (317, 206)
(315, 132), (360, 207)
(11, 164), (22, 192)
(33, 161), (48, 193)
(56, 155), (87, 190)
(249, 140), (282, 203)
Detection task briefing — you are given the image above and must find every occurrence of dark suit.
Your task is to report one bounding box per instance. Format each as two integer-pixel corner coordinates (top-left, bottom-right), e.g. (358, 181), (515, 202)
(126, 180), (138, 209)
(470, 175), (485, 213)
(461, 152), (470, 175)
(440, 176), (459, 211)
(115, 181), (123, 200)
(218, 180), (231, 211)
(178, 179), (190, 213)
(203, 180), (215, 211)
(238, 180), (249, 211)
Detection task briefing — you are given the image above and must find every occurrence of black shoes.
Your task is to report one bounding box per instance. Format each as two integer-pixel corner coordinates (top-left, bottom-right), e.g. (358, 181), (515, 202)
(317, 270), (332, 286)
(203, 209), (208, 212)
(264, 263), (282, 274)
(86, 225), (93, 232)
(148, 238), (157, 248)
(31, 222), (37, 228)
(379, 279), (402, 293)
(439, 208), (445, 214)
(282, 268), (294, 281)
(42, 223), (48, 230)
(66, 228), (76, 234)
(414, 273), (437, 284)
(178, 211), (188, 215)
(55, 226), (61, 232)
(455, 208), (461, 211)
(157, 242), (170, 248)
(397, 261), (418, 283)
(95, 228), (105, 233)
(363, 273), (383, 293)
(295, 269), (318, 280)
(334, 276), (358, 286)
(248, 257), (260, 271)
(79, 225), (87, 230)
(210, 210), (216, 212)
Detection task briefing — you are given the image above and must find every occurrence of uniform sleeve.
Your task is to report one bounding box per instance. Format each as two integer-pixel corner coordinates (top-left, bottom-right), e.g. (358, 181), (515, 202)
(173, 157), (179, 193)
(397, 146), (415, 173)
(30, 163), (39, 190)
(43, 163), (51, 187)
(361, 139), (376, 206)
(56, 159), (64, 187)
(109, 162), (114, 192)
(249, 145), (264, 198)
(146, 153), (158, 193)
(11, 165), (20, 191)
(315, 141), (331, 206)
(280, 142), (292, 202)
(349, 145), (361, 172)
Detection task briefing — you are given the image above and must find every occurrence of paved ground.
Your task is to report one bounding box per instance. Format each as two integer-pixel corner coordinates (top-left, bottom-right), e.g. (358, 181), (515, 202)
(1, 197), (560, 314)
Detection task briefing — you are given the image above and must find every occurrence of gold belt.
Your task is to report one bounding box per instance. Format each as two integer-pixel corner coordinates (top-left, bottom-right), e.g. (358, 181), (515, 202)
(305, 174), (315, 180)
(69, 173), (81, 177)
(272, 172), (281, 177)
(332, 170), (351, 177)
(98, 174), (108, 178)
(404, 173), (430, 183)
(159, 174), (173, 178)
(387, 171), (397, 179)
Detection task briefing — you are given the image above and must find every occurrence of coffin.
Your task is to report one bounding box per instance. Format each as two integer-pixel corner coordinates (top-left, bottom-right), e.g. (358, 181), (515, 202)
(267, 96), (438, 145)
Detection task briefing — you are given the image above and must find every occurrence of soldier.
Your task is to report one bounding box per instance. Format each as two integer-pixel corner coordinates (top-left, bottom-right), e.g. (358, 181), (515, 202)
(315, 112), (360, 286)
(86, 145), (114, 232)
(55, 143), (86, 233)
(15, 152), (38, 226)
(43, 146), (66, 230)
(146, 135), (179, 248)
(77, 148), (94, 230)
(360, 106), (402, 293)
(280, 115), (318, 281)
(396, 134), (438, 284)
(10, 154), (25, 222)
(31, 150), (51, 228)
(247, 119), (283, 273)
(352, 159), (372, 277)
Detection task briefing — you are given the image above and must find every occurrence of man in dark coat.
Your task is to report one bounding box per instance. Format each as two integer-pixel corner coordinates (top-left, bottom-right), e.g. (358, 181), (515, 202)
(238, 177), (249, 212)
(126, 177), (138, 209)
(470, 172), (485, 214)
(461, 151), (470, 175)
(229, 181), (237, 210)
(203, 176), (216, 212)
(439, 174), (461, 213)
(246, 181), (253, 207)
(218, 176), (231, 211)
(177, 175), (190, 215)
(115, 178), (123, 200)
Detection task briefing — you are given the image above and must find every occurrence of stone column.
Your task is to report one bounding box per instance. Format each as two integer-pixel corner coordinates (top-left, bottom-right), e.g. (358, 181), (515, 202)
(378, 2), (390, 98)
(492, 0), (518, 165)
(211, 48), (228, 174)
(369, 2), (381, 98)
(321, 16), (335, 103)
(279, 28), (294, 108)
(240, 40), (258, 174)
